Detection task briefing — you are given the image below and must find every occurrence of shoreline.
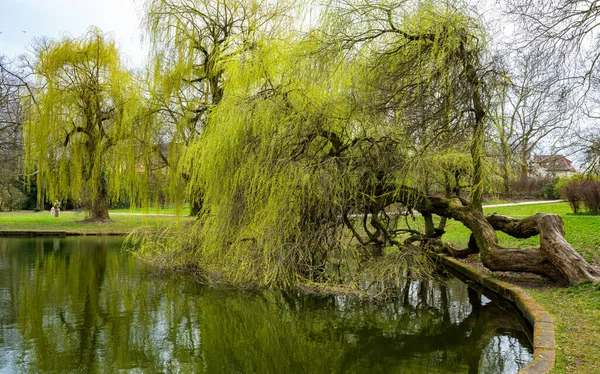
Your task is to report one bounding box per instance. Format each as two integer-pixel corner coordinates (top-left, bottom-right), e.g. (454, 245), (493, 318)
(437, 254), (555, 373)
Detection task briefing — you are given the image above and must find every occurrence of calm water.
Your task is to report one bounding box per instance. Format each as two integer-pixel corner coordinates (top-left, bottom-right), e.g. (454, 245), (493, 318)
(0, 236), (532, 373)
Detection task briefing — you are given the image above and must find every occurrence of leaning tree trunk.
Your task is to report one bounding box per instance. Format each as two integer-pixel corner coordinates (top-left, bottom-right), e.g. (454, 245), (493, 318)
(390, 31), (597, 286)
(440, 205), (569, 283)
(455, 42), (598, 285)
(438, 204), (599, 286)
(484, 213), (600, 285)
(409, 194), (599, 286)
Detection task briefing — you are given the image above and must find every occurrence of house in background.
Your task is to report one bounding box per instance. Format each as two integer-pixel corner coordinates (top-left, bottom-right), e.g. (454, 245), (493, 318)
(531, 155), (577, 178)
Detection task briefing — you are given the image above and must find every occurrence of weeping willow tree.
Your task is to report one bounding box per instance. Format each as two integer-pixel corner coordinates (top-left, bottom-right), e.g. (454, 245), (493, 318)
(141, 0), (296, 214)
(134, 0), (599, 289)
(134, 1), (473, 288)
(24, 28), (149, 220)
(341, 0), (600, 285)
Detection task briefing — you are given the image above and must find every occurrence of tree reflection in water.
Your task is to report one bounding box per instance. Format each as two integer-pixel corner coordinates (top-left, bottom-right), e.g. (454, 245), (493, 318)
(0, 237), (532, 373)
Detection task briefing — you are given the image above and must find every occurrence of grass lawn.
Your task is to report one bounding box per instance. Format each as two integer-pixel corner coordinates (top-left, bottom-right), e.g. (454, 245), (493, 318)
(441, 201), (600, 373)
(109, 205), (191, 215)
(528, 283), (600, 373)
(0, 210), (194, 234)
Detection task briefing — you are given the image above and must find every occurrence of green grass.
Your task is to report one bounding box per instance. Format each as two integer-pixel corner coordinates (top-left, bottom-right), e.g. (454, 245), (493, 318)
(483, 202), (573, 216)
(0, 210), (193, 234)
(481, 198), (535, 205)
(108, 205), (191, 215)
(529, 284), (600, 374)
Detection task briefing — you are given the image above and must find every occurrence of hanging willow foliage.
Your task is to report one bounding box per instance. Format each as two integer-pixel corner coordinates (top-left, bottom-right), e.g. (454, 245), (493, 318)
(132, 0), (493, 291)
(140, 0), (298, 215)
(24, 28), (151, 219)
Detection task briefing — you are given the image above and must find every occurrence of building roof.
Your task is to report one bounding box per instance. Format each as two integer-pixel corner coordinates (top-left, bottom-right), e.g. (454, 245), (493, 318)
(531, 155), (576, 172)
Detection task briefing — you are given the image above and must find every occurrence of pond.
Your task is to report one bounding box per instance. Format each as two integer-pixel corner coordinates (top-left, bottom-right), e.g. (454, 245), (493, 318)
(0, 236), (532, 373)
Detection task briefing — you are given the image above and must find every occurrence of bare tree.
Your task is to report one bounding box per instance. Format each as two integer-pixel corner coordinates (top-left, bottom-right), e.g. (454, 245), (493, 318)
(506, 0), (600, 81)
(0, 57), (26, 210)
(505, 0), (600, 169)
(508, 50), (574, 183)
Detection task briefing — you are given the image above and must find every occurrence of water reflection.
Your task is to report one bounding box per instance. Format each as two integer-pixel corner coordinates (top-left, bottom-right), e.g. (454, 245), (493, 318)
(0, 237), (532, 373)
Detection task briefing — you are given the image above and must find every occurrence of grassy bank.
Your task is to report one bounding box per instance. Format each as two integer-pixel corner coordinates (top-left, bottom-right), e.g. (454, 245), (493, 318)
(528, 284), (600, 373)
(442, 202), (600, 373)
(0, 210), (193, 235)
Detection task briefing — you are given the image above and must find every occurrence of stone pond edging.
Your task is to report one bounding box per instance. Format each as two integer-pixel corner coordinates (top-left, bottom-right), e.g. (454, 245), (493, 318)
(436, 254), (555, 374)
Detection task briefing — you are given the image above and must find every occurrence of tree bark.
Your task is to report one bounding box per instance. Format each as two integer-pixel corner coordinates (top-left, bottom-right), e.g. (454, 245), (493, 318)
(486, 213), (542, 238)
(190, 200), (202, 217)
(445, 206), (599, 285)
(400, 191), (598, 285)
(487, 213), (600, 285)
(90, 180), (110, 221)
(453, 208), (568, 283)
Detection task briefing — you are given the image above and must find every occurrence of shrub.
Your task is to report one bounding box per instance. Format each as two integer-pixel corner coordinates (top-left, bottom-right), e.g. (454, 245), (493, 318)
(561, 182), (583, 213)
(510, 176), (557, 199)
(558, 175), (600, 214)
(540, 178), (561, 199)
(581, 180), (600, 213)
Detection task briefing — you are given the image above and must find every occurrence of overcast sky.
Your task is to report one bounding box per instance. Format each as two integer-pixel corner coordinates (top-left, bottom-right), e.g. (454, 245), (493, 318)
(0, 0), (510, 69)
(0, 0), (146, 68)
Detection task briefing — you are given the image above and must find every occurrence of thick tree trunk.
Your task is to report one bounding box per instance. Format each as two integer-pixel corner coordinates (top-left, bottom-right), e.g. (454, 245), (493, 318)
(452, 208), (568, 283)
(189, 186), (204, 217)
(519, 148), (529, 186)
(90, 182), (110, 221)
(190, 200), (202, 217)
(443, 233), (479, 259)
(486, 213), (600, 285)
(501, 144), (512, 196)
(405, 193), (598, 286)
(444, 207), (599, 285)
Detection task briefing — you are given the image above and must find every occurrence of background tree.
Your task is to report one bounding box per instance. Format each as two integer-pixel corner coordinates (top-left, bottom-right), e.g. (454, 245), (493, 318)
(501, 50), (574, 188)
(0, 57), (26, 210)
(506, 0), (600, 79)
(577, 133), (600, 175)
(488, 72), (516, 195)
(505, 0), (600, 168)
(24, 28), (146, 220)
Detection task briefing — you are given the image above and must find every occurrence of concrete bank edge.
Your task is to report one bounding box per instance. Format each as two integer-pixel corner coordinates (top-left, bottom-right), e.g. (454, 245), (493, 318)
(436, 254), (555, 374)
